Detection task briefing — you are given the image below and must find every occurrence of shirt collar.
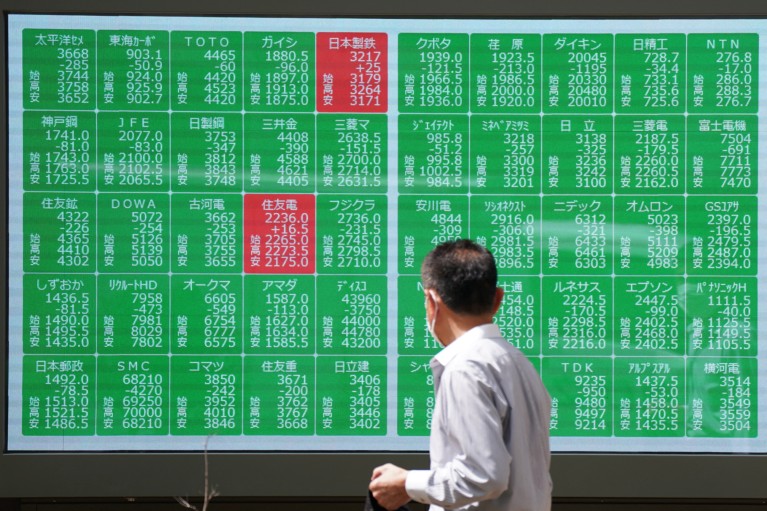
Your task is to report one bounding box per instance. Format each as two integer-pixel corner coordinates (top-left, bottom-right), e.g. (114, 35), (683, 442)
(432, 323), (502, 369)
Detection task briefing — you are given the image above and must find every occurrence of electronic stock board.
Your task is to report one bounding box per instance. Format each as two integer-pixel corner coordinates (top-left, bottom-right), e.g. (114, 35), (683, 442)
(5, 14), (766, 455)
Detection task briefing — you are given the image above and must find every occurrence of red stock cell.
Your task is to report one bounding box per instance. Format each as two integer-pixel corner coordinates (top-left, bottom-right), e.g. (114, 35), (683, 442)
(243, 194), (316, 274)
(316, 32), (388, 113)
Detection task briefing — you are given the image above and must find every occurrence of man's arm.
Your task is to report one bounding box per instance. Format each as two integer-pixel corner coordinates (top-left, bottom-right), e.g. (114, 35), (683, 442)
(408, 365), (512, 508)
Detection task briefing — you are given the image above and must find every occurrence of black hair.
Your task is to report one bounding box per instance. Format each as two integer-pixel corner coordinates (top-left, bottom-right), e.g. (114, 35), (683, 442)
(421, 239), (498, 315)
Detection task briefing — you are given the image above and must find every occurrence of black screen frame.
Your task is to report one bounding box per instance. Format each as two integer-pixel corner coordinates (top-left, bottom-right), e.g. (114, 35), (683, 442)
(2, 0), (767, 499)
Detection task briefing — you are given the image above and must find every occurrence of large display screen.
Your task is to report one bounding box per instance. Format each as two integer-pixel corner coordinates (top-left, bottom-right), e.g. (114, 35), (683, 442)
(6, 14), (766, 453)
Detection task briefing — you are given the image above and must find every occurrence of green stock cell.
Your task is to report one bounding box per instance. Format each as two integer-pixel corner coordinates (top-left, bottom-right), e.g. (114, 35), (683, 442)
(470, 34), (541, 113)
(317, 276), (387, 355)
(97, 276), (170, 355)
(542, 34), (614, 114)
(397, 276), (440, 356)
(398, 356), (434, 436)
(24, 192), (97, 273)
(243, 356), (316, 435)
(98, 112), (170, 191)
(399, 33), (469, 113)
(244, 113), (316, 193)
(686, 357), (757, 437)
(23, 275), (96, 355)
(316, 356), (387, 436)
(22, 355), (96, 435)
(686, 116), (757, 194)
(470, 196), (541, 276)
(170, 356), (243, 435)
(399, 115), (468, 194)
(685, 277), (757, 357)
(614, 277), (685, 356)
(316, 195), (386, 274)
(171, 275), (242, 355)
(244, 275), (315, 355)
(23, 29), (96, 110)
(97, 193), (170, 273)
(97, 31), (170, 110)
(170, 31), (242, 111)
(614, 34), (686, 114)
(613, 196), (685, 275)
(398, 195), (469, 275)
(470, 116), (541, 193)
(244, 32), (316, 112)
(171, 113), (243, 192)
(687, 34), (758, 113)
(613, 357), (685, 437)
(317, 114), (388, 192)
(96, 356), (170, 435)
(685, 196), (757, 276)
(496, 277), (542, 356)
(542, 115), (613, 194)
(542, 196), (613, 275)
(542, 356), (613, 436)
(613, 116), (685, 194)
(542, 277), (613, 356)
(170, 194), (243, 273)
(23, 111), (96, 191)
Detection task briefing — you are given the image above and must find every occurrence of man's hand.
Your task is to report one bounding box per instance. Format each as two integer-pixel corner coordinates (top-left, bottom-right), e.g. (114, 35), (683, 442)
(369, 463), (410, 510)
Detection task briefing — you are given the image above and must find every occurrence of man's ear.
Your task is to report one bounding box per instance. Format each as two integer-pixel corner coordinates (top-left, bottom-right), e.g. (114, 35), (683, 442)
(491, 286), (504, 315)
(424, 289), (442, 317)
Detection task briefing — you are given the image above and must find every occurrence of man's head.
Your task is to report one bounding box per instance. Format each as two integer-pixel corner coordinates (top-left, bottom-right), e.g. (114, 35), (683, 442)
(421, 239), (498, 316)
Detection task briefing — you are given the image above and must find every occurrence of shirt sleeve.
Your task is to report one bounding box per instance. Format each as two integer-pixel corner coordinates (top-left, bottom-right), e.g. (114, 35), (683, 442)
(416, 363), (513, 509)
(404, 469), (431, 504)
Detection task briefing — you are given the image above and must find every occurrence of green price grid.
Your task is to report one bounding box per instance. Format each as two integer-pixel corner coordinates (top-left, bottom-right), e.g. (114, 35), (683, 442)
(5, 15), (766, 452)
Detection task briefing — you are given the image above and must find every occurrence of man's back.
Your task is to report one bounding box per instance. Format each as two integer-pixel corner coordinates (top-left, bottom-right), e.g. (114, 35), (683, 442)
(426, 324), (552, 511)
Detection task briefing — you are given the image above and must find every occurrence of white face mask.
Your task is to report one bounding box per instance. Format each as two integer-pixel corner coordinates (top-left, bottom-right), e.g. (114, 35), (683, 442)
(426, 291), (442, 346)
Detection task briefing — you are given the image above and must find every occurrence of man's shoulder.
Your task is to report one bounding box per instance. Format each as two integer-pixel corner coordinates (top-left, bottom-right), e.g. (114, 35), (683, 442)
(449, 335), (521, 372)
(474, 333), (523, 358)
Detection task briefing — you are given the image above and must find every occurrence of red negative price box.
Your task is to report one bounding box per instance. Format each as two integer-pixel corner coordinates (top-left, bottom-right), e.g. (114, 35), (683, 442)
(244, 194), (316, 274)
(316, 32), (388, 113)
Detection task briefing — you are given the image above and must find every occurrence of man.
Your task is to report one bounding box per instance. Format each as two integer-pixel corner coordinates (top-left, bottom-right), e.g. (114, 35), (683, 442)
(369, 239), (552, 511)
